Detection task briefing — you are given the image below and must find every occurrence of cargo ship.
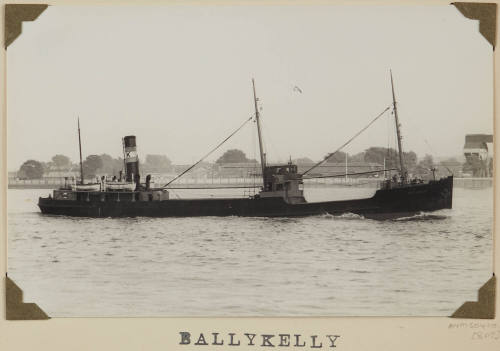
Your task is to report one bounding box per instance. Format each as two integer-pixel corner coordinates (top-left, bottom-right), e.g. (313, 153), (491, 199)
(38, 75), (453, 219)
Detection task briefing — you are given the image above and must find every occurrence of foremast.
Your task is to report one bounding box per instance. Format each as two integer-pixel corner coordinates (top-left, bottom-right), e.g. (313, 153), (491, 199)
(252, 78), (266, 187)
(390, 70), (406, 182)
(77, 117), (84, 185)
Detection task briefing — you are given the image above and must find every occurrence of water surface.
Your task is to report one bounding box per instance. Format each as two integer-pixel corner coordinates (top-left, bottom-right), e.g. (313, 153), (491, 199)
(7, 186), (493, 316)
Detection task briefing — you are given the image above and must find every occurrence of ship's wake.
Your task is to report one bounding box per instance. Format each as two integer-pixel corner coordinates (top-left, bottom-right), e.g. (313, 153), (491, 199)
(319, 211), (449, 222)
(320, 212), (365, 220)
(393, 212), (449, 222)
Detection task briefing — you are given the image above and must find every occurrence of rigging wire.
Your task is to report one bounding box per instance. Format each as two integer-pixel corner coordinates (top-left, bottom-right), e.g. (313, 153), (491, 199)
(162, 115), (253, 188)
(301, 105), (392, 176)
(394, 101), (452, 175)
(252, 120), (258, 195)
(385, 106), (392, 179)
(387, 109), (399, 170)
(303, 168), (398, 179)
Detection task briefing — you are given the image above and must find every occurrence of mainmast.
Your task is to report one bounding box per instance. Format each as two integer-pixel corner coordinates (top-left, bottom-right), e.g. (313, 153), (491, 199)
(77, 117), (84, 185)
(390, 70), (406, 181)
(252, 79), (266, 187)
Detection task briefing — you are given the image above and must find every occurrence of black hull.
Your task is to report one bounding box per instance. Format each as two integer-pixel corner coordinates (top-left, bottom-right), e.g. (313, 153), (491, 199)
(38, 176), (453, 220)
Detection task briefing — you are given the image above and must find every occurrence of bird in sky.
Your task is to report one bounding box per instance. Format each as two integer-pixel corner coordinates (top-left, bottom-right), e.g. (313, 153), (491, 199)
(293, 85), (303, 94)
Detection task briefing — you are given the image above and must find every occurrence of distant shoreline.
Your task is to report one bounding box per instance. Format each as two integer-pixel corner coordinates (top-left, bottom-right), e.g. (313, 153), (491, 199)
(8, 177), (492, 190)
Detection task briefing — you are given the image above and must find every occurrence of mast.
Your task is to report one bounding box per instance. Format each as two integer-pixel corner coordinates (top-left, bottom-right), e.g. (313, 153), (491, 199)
(252, 78), (266, 187)
(122, 137), (127, 180)
(390, 70), (405, 180)
(77, 117), (84, 184)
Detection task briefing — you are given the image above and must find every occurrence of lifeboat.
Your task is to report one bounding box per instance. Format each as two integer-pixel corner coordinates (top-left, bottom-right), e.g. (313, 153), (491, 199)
(71, 183), (101, 191)
(105, 182), (136, 191)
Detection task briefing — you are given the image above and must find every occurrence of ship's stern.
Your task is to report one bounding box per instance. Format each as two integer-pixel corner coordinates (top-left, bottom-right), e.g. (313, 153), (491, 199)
(442, 175), (454, 209)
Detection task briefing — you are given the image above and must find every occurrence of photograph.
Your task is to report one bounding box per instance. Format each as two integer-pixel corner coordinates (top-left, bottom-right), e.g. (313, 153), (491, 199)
(5, 3), (494, 317)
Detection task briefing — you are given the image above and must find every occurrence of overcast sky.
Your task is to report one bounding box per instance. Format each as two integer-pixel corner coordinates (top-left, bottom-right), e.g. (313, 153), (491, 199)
(7, 4), (493, 170)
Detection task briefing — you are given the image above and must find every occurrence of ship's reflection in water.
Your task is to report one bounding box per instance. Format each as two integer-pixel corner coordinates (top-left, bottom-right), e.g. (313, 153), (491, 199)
(8, 186), (492, 317)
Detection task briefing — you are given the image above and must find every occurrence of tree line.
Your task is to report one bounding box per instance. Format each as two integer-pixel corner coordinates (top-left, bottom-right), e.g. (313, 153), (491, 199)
(17, 154), (174, 180)
(17, 147), (461, 180)
(298, 147), (461, 177)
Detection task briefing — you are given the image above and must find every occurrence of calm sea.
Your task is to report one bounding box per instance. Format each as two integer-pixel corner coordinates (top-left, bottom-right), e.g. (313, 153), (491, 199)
(7, 186), (493, 317)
